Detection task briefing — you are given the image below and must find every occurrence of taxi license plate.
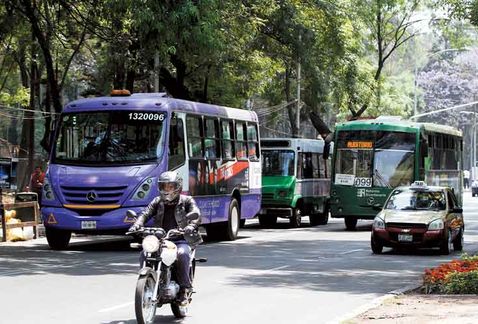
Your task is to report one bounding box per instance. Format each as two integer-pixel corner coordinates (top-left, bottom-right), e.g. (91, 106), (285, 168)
(398, 234), (413, 242)
(81, 221), (97, 229)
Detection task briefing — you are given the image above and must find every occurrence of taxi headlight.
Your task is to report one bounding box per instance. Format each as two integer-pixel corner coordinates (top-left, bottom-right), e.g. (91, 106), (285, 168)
(142, 235), (160, 253)
(428, 219), (444, 230)
(373, 216), (385, 230)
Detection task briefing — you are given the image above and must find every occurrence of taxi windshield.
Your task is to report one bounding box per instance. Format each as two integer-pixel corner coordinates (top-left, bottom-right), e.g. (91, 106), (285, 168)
(385, 189), (446, 211)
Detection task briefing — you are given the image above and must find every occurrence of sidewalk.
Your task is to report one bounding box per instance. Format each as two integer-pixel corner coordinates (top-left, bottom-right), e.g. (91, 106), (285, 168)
(348, 291), (478, 323)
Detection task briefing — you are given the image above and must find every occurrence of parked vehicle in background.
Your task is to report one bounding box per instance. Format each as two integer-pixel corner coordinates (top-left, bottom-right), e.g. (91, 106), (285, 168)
(259, 138), (331, 227)
(42, 91), (261, 249)
(329, 116), (463, 230)
(371, 181), (464, 255)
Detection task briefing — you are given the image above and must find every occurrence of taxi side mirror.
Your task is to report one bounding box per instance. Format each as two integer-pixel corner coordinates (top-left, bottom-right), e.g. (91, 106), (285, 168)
(372, 203), (383, 211)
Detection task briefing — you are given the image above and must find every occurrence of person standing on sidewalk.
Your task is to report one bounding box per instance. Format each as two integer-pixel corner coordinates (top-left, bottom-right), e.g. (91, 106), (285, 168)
(29, 166), (45, 206)
(464, 169), (470, 189)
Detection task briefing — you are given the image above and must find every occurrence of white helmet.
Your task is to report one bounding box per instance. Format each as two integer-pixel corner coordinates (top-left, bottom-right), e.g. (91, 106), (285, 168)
(158, 171), (183, 203)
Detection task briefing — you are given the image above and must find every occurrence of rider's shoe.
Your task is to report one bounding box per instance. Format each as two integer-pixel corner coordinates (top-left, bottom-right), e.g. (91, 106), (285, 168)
(177, 288), (190, 306)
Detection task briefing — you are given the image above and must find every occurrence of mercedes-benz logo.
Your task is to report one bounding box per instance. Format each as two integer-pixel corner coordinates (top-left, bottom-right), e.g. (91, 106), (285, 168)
(367, 197), (375, 205)
(86, 191), (97, 202)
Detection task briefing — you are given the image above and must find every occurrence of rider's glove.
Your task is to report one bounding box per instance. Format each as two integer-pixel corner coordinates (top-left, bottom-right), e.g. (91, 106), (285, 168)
(184, 224), (196, 235)
(128, 223), (142, 232)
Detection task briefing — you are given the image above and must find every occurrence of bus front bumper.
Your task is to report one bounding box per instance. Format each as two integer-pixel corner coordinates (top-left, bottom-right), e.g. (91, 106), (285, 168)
(41, 206), (145, 232)
(259, 207), (293, 218)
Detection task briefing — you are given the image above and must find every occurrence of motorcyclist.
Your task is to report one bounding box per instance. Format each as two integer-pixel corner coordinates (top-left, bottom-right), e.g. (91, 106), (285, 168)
(129, 170), (202, 305)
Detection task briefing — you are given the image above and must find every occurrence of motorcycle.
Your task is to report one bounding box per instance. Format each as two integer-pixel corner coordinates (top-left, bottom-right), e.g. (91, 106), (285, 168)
(127, 217), (206, 324)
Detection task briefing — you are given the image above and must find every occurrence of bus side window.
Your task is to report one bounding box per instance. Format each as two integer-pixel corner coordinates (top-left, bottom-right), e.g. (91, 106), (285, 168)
(299, 152), (313, 179)
(221, 120), (234, 160)
(235, 122), (247, 160)
(247, 124), (259, 161)
(205, 118), (219, 159)
(312, 153), (320, 178)
(168, 118), (185, 170)
(186, 115), (204, 158)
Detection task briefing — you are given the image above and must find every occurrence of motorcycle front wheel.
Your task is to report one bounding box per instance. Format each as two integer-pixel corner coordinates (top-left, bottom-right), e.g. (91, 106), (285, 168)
(135, 273), (157, 324)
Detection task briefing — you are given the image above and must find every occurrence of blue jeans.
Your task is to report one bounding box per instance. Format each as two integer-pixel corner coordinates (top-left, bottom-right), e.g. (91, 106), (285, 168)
(139, 240), (192, 289)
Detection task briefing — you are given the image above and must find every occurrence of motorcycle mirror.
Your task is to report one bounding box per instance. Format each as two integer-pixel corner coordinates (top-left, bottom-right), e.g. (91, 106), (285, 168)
(126, 210), (138, 219)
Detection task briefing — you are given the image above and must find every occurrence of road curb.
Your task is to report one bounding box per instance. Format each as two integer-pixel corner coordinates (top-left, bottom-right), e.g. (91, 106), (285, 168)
(327, 281), (422, 324)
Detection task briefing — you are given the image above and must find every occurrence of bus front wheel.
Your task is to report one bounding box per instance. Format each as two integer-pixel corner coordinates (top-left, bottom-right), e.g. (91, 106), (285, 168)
(344, 218), (357, 231)
(45, 227), (71, 250)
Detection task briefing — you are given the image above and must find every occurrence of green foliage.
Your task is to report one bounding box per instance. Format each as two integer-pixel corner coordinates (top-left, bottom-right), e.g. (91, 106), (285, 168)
(0, 88), (29, 107)
(443, 270), (478, 294)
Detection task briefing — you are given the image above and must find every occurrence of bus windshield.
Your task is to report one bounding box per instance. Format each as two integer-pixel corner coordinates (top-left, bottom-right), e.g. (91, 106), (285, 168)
(54, 111), (165, 165)
(262, 150), (295, 176)
(335, 131), (415, 187)
(385, 189), (446, 211)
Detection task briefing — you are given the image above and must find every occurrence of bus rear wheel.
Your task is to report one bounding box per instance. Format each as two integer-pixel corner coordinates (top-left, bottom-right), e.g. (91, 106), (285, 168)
(289, 209), (301, 228)
(310, 209), (329, 226)
(45, 227), (71, 250)
(344, 217), (357, 231)
(205, 198), (240, 241)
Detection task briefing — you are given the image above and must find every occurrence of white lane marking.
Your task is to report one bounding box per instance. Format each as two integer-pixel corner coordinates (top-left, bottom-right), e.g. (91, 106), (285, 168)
(98, 301), (134, 313)
(338, 249), (365, 255)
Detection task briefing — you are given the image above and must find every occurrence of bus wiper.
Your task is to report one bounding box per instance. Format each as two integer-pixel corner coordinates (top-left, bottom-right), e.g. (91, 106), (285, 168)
(374, 169), (392, 189)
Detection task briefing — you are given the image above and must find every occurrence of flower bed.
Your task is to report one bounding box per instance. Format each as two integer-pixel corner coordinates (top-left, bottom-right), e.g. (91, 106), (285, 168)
(423, 255), (478, 294)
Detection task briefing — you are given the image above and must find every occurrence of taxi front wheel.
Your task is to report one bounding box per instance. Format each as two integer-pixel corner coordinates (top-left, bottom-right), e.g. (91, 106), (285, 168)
(439, 229), (452, 255)
(371, 236), (383, 254)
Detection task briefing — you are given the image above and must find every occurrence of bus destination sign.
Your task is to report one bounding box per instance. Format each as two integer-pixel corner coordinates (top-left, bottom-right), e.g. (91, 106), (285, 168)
(346, 141), (373, 149)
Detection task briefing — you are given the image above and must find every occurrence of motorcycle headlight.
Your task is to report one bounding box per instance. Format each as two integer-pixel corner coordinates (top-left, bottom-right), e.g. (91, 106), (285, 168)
(428, 219), (444, 230)
(160, 241), (178, 266)
(142, 235), (160, 253)
(373, 216), (385, 230)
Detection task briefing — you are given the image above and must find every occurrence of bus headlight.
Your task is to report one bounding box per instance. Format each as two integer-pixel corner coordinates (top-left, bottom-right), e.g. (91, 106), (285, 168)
(142, 235), (160, 253)
(133, 178), (154, 200)
(428, 219), (444, 230)
(373, 216), (385, 230)
(43, 178), (55, 201)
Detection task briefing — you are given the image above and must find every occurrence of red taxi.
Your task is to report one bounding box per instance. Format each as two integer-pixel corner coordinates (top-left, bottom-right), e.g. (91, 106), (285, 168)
(371, 182), (464, 255)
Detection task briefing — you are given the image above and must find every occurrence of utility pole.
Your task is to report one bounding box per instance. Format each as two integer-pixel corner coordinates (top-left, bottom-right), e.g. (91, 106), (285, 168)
(295, 35), (301, 138)
(154, 51), (159, 92)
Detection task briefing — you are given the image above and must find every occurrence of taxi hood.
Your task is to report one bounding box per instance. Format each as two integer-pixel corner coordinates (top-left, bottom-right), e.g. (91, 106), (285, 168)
(380, 209), (447, 225)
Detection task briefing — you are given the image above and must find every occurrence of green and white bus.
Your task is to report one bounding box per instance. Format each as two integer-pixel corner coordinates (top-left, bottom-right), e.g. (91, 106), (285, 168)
(259, 138), (331, 227)
(330, 116), (463, 230)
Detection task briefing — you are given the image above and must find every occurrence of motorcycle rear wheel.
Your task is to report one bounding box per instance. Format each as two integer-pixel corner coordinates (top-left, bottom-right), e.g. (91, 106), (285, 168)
(135, 273), (157, 324)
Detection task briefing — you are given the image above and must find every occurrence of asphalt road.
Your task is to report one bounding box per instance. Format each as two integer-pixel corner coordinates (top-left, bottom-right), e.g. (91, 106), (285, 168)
(1, 192), (478, 324)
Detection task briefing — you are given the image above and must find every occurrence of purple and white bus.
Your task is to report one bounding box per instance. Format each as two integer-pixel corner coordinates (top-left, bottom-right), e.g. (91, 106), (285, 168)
(42, 91), (261, 249)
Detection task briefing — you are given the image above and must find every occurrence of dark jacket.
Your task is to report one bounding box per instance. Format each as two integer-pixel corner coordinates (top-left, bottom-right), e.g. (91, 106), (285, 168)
(134, 195), (202, 246)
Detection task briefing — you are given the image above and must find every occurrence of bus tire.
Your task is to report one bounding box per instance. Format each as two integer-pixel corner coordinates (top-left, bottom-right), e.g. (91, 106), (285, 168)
(310, 209), (329, 226)
(289, 208), (301, 228)
(259, 214), (277, 227)
(205, 198), (240, 241)
(344, 217), (357, 231)
(45, 227), (71, 250)
(225, 198), (240, 240)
